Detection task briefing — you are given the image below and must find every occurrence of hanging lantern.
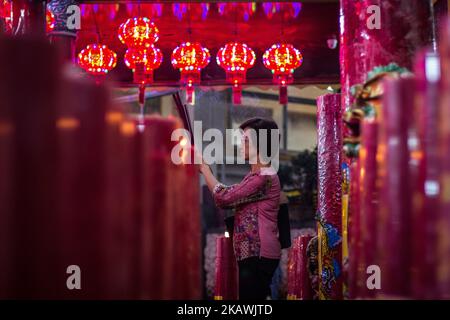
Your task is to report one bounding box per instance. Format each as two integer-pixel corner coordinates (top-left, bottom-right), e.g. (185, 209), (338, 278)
(46, 8), (55, 33)
(118, 17), (159, 48)
(216, 42), (256, 105)
(77, 44), (117, 77)
(124, 45), (163, 120)
(263, 43), (303, 104)
(124, 45), (163, 85)
(171, 42), (210, 105)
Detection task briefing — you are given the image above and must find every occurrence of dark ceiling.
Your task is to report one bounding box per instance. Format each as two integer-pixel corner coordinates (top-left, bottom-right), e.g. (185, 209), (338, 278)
(75, 1), (340, 86)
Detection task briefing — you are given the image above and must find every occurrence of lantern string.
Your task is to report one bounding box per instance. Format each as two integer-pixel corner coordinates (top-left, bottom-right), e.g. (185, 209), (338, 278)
(280, 5), (285, 41)
(187, 3), (192, 40)
(91, 5), (102, 43)
(233, 5), (238, 39)
(138, 0), (141, 17)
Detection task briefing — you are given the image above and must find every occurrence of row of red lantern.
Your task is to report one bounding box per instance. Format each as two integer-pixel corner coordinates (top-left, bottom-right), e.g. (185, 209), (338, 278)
(76, 17), (303, 105)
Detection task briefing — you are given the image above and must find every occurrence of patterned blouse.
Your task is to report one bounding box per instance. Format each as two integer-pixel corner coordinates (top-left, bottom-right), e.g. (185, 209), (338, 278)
(213, 168), (281, 261)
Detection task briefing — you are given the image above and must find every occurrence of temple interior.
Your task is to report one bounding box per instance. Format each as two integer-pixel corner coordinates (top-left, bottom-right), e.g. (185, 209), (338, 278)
(1, 0), (450, 300)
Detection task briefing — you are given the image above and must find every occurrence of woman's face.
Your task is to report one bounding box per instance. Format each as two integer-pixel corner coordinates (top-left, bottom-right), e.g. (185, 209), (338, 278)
(240, 128), (257, 162)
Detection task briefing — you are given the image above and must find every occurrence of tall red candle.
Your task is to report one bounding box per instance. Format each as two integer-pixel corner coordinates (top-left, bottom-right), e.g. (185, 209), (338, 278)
(119, 118), (141, 299)
(438, 19), (450, 299)
(348, 160), (362, 299)
(139, 116), (179, 299)
(287, 237), (300, 299)
(103, 106), (138, 299)
(56, 76), (113, 299)
(378, 77), (415, 298)
(180, 154), (202, 299)
(215, 236), (238, 300)
(339, 0), (433, 111)
(411, 49), (440, 299)
(0, 49), (14, 300)
(317, 93), (343, 300)
(0, 37), (61, 298)
(296, 235), (313, 300)
(359, 120), (378, 298)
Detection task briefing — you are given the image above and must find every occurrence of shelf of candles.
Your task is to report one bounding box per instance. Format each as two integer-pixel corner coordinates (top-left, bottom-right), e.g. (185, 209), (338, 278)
(0, 36), (201, 299)
(346, 19), (450, 300)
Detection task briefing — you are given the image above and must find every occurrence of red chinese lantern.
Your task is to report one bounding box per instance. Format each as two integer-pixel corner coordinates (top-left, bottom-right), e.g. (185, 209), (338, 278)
(171, 42), (210, 105)
(124, 45), (163, 85)
(216, 42), (256, 105)
(77, 44), (117, 78)
(46, 8), (55, 33)
(263, 43), (303, 104)
(124, 46), (163, 128)
(118, 17), (159, 48)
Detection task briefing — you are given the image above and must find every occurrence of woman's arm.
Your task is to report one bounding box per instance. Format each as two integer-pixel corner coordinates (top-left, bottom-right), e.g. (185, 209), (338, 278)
(212, 174), (268, 208)
(200, 164), (219, 193)
(197, 153), (270, 209)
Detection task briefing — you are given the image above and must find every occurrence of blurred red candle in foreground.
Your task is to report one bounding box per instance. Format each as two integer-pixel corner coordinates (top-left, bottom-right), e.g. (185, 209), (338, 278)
(215, 235), (238, 300)
(378, 77), (415, 298)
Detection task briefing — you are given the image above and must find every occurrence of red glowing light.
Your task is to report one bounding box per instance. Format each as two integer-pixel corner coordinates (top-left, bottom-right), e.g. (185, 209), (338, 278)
(171, 42), (210, 104)
(263, 43), (303, 77)
(217, 42), (255, 104)
(46, 8), (55, 32)
(77, 44), (117, 76)
(263, 43), (302, 104)
(171, 42), (210, 84)
(118, 17), (159, 48)
(124, 46), (163, 84)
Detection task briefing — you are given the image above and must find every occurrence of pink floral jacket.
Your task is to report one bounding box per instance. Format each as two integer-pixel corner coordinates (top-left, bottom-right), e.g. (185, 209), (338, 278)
(213, 168), (281, 261)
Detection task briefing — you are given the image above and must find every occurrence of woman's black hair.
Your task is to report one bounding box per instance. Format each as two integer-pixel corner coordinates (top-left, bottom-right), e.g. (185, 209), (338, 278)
(239, 117), (279, 158)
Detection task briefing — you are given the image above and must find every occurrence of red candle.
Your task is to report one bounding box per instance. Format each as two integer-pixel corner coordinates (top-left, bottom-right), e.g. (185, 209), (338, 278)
(214, 237), (224, 300)
(378, 77), (415, 298)
(119, 118), (141, 299)
(215, 236), (238, 300)
(57, 77), (113, 299)
(0, 50), (14, 300)
(56, 77), (93, 299)
(296, 235), (313, 300)
(359, 120), (378, 298)
(139, 116), (179, 299)
(438, 19), (450, 299)
(411, 49), (440, 299)
(317, 93), (343, 300)
(0, 37), (61, 298)
(348, 160), (362, 299)
(339, 0), (433, 111)
(287, 238), (299, 299)
(181, 155), (202, 299)
(104, 106), (138, 299)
